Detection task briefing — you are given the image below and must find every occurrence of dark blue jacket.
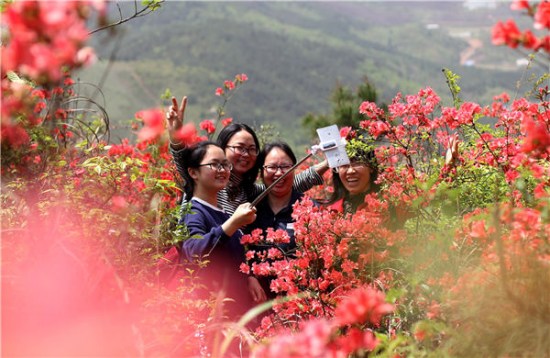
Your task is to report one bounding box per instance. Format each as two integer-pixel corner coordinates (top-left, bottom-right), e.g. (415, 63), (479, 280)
(180, 198), (251, 317)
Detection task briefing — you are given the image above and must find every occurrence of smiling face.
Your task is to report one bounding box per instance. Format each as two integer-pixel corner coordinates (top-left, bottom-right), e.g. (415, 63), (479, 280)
(337, 161), (373, 195)
(224, 129), (258, 176)
(189, 145), (231, 194)
(262, 147), (295, 198)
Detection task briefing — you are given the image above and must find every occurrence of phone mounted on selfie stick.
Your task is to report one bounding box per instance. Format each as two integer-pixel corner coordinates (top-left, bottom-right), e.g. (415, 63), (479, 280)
(251, 125), (350, 207)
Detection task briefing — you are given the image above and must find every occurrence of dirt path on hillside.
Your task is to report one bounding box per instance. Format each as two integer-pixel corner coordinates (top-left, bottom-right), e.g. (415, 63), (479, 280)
(460, 38), (483, 65)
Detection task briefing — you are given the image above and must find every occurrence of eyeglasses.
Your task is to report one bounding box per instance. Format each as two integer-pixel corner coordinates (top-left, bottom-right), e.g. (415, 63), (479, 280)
(227, 145), (259, 156)
(336, 162), (368, 172)
(263, 164), (293, 174)
(198, 161), (233, 172)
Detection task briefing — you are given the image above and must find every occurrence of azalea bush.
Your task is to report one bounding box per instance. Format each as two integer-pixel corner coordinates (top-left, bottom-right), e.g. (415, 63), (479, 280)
(2, 1), (550, 357)
(240, 77), (549, 356)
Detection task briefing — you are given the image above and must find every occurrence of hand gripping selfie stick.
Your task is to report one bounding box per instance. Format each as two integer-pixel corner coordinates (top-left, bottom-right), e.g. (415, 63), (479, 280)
(251, 125), (350, 207)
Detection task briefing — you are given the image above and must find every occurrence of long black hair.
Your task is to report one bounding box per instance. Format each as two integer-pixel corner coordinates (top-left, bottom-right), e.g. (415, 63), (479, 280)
(258, 141), (297, 180)
(180, 141), (220, 200)
(216, 123), (261, 192)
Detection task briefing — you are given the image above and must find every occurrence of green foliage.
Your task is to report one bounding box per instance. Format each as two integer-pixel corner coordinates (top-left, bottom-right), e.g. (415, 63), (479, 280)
(443, 68), (462, 108)
(302, 78), (381, 137)
(142, 0), (163, 11)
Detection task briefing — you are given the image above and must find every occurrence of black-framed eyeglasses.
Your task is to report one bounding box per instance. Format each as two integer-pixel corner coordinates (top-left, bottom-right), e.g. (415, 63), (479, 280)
(263, 164), (293, 174)
(335, 161), (368, 172)
(226, 145), (259, 156)
(198, 162), (233, 172)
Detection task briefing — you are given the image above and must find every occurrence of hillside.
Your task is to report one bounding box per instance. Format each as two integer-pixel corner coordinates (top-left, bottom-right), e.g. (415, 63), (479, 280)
(77, 1), (544, 146)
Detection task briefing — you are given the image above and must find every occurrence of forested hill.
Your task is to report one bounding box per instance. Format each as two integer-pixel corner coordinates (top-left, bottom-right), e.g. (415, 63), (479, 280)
(80, 1), (540, 145)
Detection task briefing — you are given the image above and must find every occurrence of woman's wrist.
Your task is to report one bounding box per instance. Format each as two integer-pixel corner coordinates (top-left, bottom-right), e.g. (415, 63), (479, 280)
(169, 138), (185, 150)
(314, 159), (329, 175)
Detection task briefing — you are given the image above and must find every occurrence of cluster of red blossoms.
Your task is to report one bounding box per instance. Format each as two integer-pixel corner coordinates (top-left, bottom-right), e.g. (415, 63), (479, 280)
(251, 286), (393, 357)
(492, 0), (550, 53)
(1, 1), (105, 149)
(2, 1), (104, 84)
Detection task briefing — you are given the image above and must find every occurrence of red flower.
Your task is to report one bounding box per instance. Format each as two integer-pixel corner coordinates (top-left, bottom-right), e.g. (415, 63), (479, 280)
(135, 109), (164, 142)
(223, 80), (235, 90)
(414, 328), (426, 342)
(359, 101), (384, 119)
(334, 286), (394, 326)
(522, 29), (541, 49)
(340, 126), (353, 139)
(174, 123), (200, 145)
(221, 117), (233, 127)
(63, 77), (75, 86)
(492, 20), (522, 48)
(215, 87), (224, 96)
(76, 46), (97, 66)
(535, 1), (550, 29)
(511, 0), (531, 11)
(521, 117), (550, 156)
(235, 73), (248, 82)
(199, 119), (216, 134)
(540, 35), (550, 52)
(33, 101), (46, 113)
(1, 122), (29, 148)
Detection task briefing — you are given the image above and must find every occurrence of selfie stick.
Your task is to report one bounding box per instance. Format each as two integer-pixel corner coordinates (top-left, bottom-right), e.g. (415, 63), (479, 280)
(250, 125), (349, 207)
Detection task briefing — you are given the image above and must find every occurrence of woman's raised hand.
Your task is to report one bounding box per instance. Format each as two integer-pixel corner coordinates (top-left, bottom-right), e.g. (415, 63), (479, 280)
(222, 203), (257, 237)
(166, 96), (187, 146)
(232, 203), (257, 227)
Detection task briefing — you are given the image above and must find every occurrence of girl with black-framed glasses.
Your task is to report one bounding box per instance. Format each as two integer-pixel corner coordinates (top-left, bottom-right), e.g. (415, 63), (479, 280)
(177, 140), (267, 319)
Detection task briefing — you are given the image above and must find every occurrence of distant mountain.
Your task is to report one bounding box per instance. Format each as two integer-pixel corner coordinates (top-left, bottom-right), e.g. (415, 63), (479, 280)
(78, 1), (543, 146)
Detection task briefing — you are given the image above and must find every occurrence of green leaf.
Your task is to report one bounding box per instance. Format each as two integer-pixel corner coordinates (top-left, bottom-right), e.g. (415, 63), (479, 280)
(6, 71), (28, 85)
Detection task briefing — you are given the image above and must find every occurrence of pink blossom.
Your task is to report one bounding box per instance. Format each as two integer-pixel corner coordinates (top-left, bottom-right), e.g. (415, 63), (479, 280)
(340, 126), (352, 138)
(239, 262), (250, 275)
(135, 109), (164, 142)
(174, 123), (200, 145)
(224, 80), (235, 90)
(235, 73), (248, 82)
(76, 47), (97, 66)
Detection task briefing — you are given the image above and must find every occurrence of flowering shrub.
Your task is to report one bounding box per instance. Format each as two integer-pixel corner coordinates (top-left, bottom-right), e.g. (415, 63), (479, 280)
(240, 71), (549, 355)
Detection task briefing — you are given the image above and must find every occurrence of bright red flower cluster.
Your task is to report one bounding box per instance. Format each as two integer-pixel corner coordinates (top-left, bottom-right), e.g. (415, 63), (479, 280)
(1, 1), (104, 84)
(251, 286), (393, 357)
(492, 1), (550, 53)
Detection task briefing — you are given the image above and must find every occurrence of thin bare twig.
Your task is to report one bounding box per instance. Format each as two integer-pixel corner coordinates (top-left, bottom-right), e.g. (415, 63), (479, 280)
(88, 0), (165, 36)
